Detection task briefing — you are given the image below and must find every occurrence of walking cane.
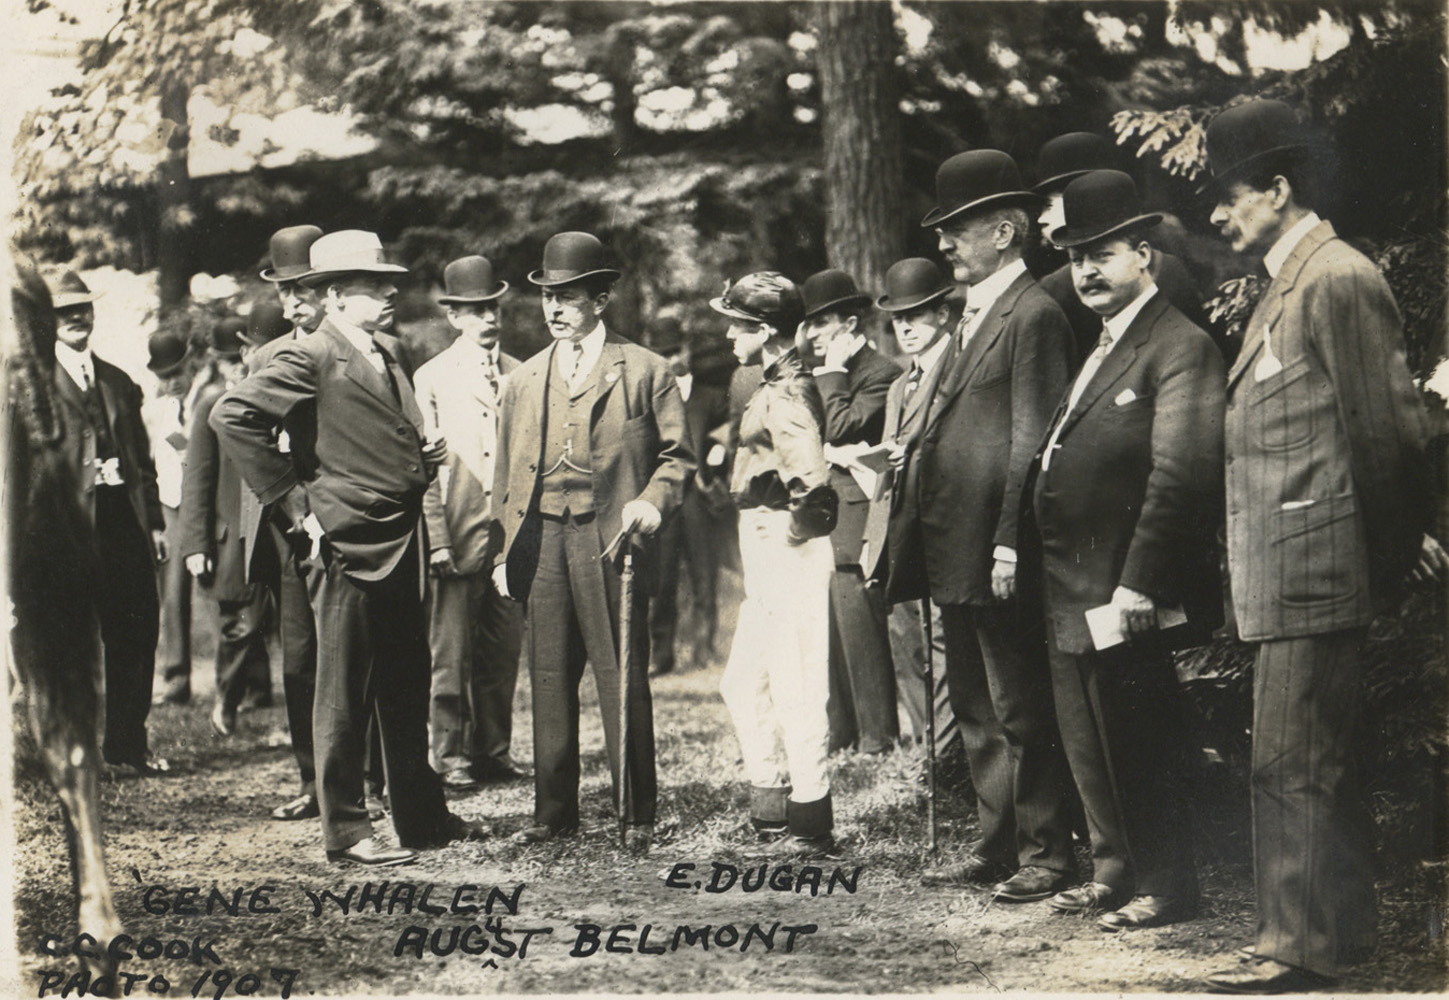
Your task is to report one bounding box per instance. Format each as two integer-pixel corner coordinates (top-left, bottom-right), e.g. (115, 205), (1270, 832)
(920, 599), (937, 852)
(603, 526), (636, 848)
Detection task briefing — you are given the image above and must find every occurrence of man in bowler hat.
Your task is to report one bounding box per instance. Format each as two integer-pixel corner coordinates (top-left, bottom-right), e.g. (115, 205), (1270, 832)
(1199, 100), (1431, 994)
(1031, 169), (1224, 931)
(491, 231), (694, 854)
(1031, 132), (1213, 362)
(798, 268), (901, 755)
(243, 224), (327, 823)
(214, 230), (478, 865)
(413, 255), (526, 789)
(47, 270), (168, 773)
(910, 150), (1079, 903)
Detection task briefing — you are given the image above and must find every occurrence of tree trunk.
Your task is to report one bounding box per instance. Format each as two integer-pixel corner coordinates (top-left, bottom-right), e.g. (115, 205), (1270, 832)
(156, 78), (193, 315)
(812, 0), (904, 352)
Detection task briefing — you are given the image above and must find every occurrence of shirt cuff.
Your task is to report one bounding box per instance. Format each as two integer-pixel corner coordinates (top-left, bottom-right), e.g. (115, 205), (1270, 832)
(992, 545), (1017, 563)
(812, 365), (849, 377)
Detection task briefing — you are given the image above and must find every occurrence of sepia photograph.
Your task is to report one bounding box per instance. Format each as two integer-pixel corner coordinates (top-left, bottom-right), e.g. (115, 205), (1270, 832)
(3, 0), (1446, 995)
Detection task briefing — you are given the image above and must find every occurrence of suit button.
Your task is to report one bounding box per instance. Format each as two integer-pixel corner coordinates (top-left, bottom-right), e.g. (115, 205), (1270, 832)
(528, 462), (537, 472)
(483, 451), (490, 458)
(396, 426), (407, 435)
(409, 463), (418, 472)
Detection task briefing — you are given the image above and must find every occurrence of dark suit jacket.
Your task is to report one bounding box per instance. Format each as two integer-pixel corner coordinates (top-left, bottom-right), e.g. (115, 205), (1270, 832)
(1032, 293), (1226, 654)
(1225, 220), (1429, 641)
(1042, 249), (1216, 362)
(815, 344), (902, 565)
(891, 269), (1073, 606)
(492, 331), (695, 602)
(52, 356), (164, 544)
(211, 318), (431, 585)
(179, 383), (254, 601)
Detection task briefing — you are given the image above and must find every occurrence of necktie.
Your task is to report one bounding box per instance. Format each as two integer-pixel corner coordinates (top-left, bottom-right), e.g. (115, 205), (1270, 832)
(904, 362), (924, 399)
(80, 362), (93, 390)
(956, 309), (978, 348)
(558, 341), (579, 387)
(481, 353), (500, 398)
(374, 342), (401, 402)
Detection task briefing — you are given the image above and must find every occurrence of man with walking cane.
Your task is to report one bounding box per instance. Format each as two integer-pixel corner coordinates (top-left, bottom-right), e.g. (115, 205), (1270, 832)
(491, 232), (694, 855)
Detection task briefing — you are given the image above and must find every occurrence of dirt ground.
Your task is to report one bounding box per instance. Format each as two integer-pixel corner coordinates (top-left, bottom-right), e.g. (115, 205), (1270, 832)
(7, 585), (1448, 997)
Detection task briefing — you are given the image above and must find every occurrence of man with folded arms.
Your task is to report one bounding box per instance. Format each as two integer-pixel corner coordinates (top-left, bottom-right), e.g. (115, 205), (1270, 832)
(213, 230), (479, 866)
(1031, 170), (1224, 931)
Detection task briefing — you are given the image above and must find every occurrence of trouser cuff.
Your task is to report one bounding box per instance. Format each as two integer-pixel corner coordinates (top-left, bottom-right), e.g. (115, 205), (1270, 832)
(787, 793), (833, 838)
(750, 785), (789, 826)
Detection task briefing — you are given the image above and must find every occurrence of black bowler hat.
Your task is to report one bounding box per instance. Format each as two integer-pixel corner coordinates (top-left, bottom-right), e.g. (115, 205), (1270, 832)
(801, 269), (871, 319)
(876, 258), (952, 312)
(1048, 171), (1162, 249)
(146, 331), (189, 375)
(209, 317), (247, 359)
(260, 225), (323, 282)
(709, 272), (804, 332)
(1200, 99), (1311, 194)
(1033, 132), (1119, 193)
(527, 232), (621, 288)
(439, 255), (508, 304)
(921, 149), (1039, 229)
(240, 299), (290, 347)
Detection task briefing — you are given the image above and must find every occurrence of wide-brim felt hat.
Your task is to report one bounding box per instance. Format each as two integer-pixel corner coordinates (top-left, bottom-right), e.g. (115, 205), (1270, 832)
(709, 272), (804, 332)
(1033, 132), (1119, 193)
(260, 225), (323, 282)
(1199, 99), (1312, 195)
(49, 270), (101, 310)
(921, 149), (1041, 229)
(300, 230), (408, 286)
(146, 331), (189, 374)
(527, 232), (621, 287)
(439, 255), (509, 304)
(1048, 170), (1162, 249)
(876, 258), (953, 312)
(801, 269), (871, 318)
(240, 299), (291, 347)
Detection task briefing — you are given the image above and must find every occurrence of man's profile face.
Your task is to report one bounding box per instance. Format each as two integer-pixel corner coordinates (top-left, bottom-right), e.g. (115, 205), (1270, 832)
(1038, 192), (1066, 248)
(55, 304), (95, 350)
(541, 286), (606, 342)
(328, 275), (397, 333)
(800, 311), (855, 360)
(158, 371), (189, 397)
(892, 302), (950, 356)
(1210, 180), (1281, 257)
(936, 214), (1003, 286)
(448, 302), (501, 349)
(1069, 237), (1151, 317)
(276, 279), (322, 333)
(726, 320), (770, 366)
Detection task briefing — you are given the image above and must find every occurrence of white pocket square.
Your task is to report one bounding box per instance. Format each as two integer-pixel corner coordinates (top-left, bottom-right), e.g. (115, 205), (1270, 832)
(1113, 388), (1137, 406)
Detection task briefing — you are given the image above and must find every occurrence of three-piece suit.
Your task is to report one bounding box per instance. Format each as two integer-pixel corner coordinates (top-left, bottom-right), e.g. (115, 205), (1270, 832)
(412, 337), (523, 777)
(213, 317), (451, 852)
(493, 330), (694, 832)
(53, 356), (163, 767)
(1225, 220), (1429, 976)
(1030, 290), (1225, 901)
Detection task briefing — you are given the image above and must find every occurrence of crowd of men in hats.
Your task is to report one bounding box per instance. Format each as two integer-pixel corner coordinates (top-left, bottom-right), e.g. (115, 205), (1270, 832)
(33, 97), (1446, 994)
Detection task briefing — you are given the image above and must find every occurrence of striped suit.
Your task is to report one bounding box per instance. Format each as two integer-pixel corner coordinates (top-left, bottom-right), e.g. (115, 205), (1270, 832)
(1226, 219), (1430, 976)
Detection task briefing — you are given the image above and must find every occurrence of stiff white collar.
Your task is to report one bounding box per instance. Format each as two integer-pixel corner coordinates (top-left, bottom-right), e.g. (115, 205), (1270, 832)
(1264, 211), (1323, 279)
(55, 341), (95, 389)
(1100, 282), (1160, 347)
(964, 258), (1028, 314)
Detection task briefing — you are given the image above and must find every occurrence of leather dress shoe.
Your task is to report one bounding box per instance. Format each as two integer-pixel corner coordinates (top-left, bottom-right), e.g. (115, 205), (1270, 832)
(1237, 943), (1374, 966)
(752, 821), (788, 844)
(270, 793), (320, 821)
(624, 824), (653, 855)
(1098, 894), (1198, 931)
(365, 794), (388, 821)
(327, 837), (417, 867)
(992, 865), (1074, 902)
(921, 852), (1010, 887)
(764, 834), (839, 860)
(441, 769), (481, 790)
(1048, 881), (1126, 914)
(511, 824), (576, 845)
(477, 761), (531, 784)
(1204, 959), (1336, 994)
(419, 813), (491, 847)
(210, 700), (237, 737)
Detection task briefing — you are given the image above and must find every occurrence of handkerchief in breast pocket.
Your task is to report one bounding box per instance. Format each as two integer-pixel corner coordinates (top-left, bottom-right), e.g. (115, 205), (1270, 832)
(1113, 388), (1137, 406)
(1254, 323), (1284, 382)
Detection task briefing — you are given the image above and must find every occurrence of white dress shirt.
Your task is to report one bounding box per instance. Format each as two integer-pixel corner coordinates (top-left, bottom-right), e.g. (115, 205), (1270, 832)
(556, 323), (608, 392)
(1263, 211), (1322, 279)
(960, 258), (1029, 348)
(331, 312), (388, 373)
(55, 341), (95, 390)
